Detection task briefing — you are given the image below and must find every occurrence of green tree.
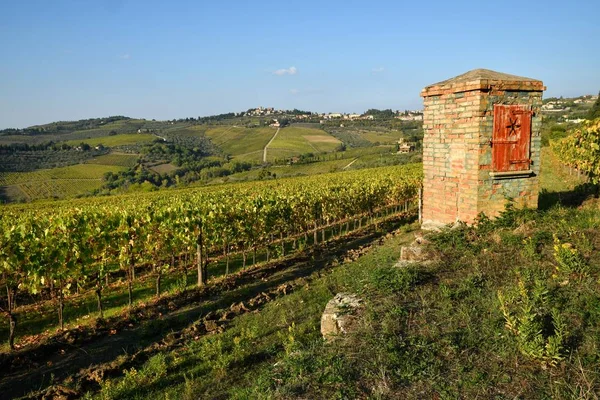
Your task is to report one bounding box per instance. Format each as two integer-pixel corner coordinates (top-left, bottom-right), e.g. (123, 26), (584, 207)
(588, 92), (600, 120)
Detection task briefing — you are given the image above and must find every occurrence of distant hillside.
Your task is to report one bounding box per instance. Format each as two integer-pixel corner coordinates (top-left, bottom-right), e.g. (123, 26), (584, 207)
(0, 109), (425, 202)
(542, 94), (597, 122)
(0, 116), (133, 136)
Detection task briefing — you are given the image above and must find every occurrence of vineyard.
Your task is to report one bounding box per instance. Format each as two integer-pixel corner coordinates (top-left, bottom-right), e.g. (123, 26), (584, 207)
(0, 164), (422, 352)
(205, 126), (274, 158)
(266, 127), (342, 162)
(551, 118), (600, 184)
(0, 164), (126, 202)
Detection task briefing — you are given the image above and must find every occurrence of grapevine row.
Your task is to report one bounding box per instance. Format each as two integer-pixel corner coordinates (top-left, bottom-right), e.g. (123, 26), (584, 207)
(0, 164), (422, 350)
(551, 118), (600, 184)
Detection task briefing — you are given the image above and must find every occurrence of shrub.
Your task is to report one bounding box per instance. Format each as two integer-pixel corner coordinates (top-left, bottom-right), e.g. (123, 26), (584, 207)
(498, 274), (567, 367)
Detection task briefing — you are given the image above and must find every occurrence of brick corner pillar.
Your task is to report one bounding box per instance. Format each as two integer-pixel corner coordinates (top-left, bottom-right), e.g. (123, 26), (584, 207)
(420, 69), (545, 228)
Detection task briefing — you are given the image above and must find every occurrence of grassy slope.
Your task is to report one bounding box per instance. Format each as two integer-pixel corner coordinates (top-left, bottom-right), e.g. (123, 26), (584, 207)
(87, 201), (600, 399)
(0, 164), (125, 201)
(0, 119), (148, 145)
(207, 146), (412, 185)
(267, 127), (341, 162)
(0, 164), (125, 184)
(80, 145), (600, 399)
(205, 126), (274, 161)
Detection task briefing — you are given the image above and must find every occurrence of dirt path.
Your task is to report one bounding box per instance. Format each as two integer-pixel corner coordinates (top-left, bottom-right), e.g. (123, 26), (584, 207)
(342, 157), (359, 170)
(263, 127), (280, 163)
(0, 217), (413, 399)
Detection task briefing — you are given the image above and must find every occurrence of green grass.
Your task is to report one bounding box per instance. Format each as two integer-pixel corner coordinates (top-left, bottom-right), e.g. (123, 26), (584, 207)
(86, 153), (140, 168)
(65, 133), (156, 147)
(539, 146), (586, 193)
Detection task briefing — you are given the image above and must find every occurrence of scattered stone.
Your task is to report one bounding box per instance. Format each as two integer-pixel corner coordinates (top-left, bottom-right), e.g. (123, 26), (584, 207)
(203, 311), (217, 321)
(396, 230), (437, 267)
(230, 301), (250, 314)
(400, 245), (424, 261)
(219, 311), (234, 321)
(512, 220), (536, 236)
(421, 220), (446, 232)
(321, 293), (363, 340)
(203, 319), (221, 333)
(276, 283), (292, 295)
(41, 385), (79, 400)
(413, 230), (430, 245)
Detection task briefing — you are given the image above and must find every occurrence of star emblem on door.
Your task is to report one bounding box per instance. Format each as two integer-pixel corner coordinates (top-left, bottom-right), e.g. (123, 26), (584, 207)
(506, 117), (521, 135)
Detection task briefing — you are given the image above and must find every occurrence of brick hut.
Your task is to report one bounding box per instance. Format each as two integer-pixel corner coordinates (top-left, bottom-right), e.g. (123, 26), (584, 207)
(420, 69), (545, 227)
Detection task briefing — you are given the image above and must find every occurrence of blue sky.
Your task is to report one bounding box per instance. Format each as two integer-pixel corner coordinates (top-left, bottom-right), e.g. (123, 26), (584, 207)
(1, 0), (599, 129)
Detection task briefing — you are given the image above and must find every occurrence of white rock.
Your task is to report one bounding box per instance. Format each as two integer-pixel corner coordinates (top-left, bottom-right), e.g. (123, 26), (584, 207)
(321, 293), (362, 340)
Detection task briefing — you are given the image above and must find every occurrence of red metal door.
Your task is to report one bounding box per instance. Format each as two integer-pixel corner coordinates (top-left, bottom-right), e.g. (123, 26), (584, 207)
(492, 105), (532, 172)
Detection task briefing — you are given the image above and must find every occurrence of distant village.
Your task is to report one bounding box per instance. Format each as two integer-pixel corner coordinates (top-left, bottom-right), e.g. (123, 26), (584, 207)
(241, 106), (423, 123)
(541, 94), (598, 123)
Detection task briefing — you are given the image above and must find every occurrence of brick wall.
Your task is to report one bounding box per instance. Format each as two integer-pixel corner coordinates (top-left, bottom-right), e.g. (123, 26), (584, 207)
(422, 90), (483, 224)
(422, 85), (543, 225)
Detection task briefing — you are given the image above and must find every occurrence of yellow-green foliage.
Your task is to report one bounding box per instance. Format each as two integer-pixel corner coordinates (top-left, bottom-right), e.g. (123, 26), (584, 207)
(551, 118), (600, 183)
(498, 274), (567, 367)
(552, 235), (588, 280)
(0, 164), (125, 200)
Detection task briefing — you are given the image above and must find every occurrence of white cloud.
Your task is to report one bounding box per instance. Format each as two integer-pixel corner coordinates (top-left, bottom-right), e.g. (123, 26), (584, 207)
(372, 67), (385, 74)
(273, 66), (297, 76)
(290, 88), (299, 95)
(119, 54), (131, 60)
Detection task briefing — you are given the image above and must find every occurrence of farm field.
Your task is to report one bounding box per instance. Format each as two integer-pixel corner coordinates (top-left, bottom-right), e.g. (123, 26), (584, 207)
(0, 164), (125, 202)
(206, 146), (411, 184)
(266, 126), (341, 162)
(150, 163), (178, 174)
(205, 126), (274, 161)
